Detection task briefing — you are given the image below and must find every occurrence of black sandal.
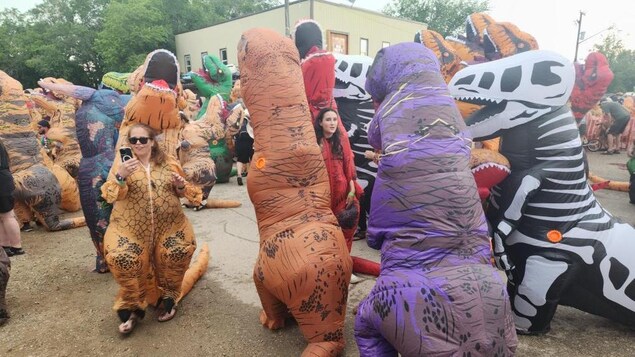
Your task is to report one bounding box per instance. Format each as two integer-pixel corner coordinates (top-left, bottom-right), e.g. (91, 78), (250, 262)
(10, 247), (25, 255)
(2, 247), (13, 257)
(156, 297), (176, 322)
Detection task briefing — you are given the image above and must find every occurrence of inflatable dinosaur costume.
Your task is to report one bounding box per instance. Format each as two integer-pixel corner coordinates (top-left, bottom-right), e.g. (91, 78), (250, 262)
(103, 49), (206, 317)
(0, 72), (85, 231)
(179, 94), (242, 209)
(354, 43), (517, 356)
(36, 80), (131, 272)
(449, 50), (635, 334)
(190, 55), (235, 183)
(569, 52), (614, 122)
(30, 77), (82, 179)
(238, 28), (352, 356)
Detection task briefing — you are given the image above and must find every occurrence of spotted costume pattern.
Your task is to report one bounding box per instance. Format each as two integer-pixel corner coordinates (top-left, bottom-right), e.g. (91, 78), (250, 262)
(238, 28), (352, 356)
(103, 49), (201, 313)
(354, 43), (517, 356)
(102, 156), (196, 311)
(0, 76), (85, 233)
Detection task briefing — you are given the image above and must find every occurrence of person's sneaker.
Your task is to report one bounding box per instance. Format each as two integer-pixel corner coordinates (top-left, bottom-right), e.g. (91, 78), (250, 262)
(237, 177), (243, 186)
(350, 274), (363, 284)
(20, 224), (33, 232)
(353, 230), (366, 241)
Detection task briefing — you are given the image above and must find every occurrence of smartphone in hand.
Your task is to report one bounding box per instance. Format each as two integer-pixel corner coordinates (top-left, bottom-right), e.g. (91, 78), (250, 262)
(120, 147), (133, 162)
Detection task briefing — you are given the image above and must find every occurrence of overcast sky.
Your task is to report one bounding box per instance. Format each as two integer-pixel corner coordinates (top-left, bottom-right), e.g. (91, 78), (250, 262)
(3, 0), (633, 61)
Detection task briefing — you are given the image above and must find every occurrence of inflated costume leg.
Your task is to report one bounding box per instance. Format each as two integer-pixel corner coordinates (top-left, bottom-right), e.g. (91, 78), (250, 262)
(354, 306), (398, 357)
(154, 223), (196, 302)
(104, 228), (151, 312)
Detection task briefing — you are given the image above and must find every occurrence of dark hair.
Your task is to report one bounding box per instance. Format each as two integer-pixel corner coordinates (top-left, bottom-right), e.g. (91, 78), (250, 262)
(127, 123), (166, 164)
(37, 119), (51, 128)
(314, 107), (343, 158)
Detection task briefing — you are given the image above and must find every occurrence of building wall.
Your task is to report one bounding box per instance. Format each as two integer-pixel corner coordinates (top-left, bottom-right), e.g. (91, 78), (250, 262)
(313, 1), (425, 58)
(175, 0), (425, 73)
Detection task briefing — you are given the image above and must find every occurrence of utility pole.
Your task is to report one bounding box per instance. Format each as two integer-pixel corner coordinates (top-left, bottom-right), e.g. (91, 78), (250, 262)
(285, 0), (290, 36)
(310, 0), (314, 20)
(574, 10), (585, 62)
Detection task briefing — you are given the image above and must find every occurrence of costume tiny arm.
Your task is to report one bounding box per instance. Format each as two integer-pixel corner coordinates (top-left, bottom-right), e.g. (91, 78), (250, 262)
(167, 157), (202, 206)
(490, 171), (542, 274)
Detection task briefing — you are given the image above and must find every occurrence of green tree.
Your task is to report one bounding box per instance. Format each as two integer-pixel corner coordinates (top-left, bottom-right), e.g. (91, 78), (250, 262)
(592, 31), (635, 93)
(95, 0), (278, 73)
(95, 0), (172, 72)
(383, 0), (490, 37)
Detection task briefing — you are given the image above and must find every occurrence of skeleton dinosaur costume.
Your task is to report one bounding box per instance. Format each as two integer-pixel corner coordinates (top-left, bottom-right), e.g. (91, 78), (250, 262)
(354, 43), (517, 356)
(238, 28), (352, 356)
(449, 50), (635, 334)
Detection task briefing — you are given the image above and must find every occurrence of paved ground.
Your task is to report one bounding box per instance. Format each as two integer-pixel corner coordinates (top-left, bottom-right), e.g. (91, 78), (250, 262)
(1, 149), (633, 356)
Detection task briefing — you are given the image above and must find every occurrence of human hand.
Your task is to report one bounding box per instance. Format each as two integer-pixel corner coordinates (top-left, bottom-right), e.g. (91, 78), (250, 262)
(345, 191), (355, 209)
(117, 158), (140, 179)
(172, 173), (186, 190)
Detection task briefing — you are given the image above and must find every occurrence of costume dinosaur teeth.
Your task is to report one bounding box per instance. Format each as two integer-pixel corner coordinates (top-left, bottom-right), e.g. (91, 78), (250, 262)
(449, 50), (635, 334)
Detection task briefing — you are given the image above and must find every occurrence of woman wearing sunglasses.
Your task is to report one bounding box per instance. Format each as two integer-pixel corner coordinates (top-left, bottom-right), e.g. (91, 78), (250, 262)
(101, 123), (197, 334)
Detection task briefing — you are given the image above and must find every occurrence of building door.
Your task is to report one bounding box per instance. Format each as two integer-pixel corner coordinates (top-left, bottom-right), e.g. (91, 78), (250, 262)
(328, 31), (348, 55)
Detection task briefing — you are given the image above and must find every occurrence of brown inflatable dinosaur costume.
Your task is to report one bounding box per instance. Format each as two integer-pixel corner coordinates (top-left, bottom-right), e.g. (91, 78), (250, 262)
(0, 72), (84, 231)
(30, 78), (82, 178)
(103, 49), (208, 325)
(0, 122), (85, 231)
(238, 28), (353, 356)
(178, 94), (242, 209)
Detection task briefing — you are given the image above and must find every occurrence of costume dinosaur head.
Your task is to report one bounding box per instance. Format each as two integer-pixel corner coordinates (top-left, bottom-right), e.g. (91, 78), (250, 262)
(449, 50), (575, 140)
(124, 49), (182, 131)
(292, 19), (323, 59)
(0, 71), (33, 126)
(482, 22), (539, 60)
(415, 29), (463, 83)
(569, 51), (614, 121)
(101, 72), (131, 94)
(190, 54), (232, 100)
(333, 53), (372, 101)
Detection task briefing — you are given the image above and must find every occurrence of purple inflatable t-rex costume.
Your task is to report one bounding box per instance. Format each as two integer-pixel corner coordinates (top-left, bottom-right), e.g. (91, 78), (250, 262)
(354, 43), (518, 356)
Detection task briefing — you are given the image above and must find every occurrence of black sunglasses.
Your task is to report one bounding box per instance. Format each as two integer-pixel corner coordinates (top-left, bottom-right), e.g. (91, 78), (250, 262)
(129, 136), (150, 145)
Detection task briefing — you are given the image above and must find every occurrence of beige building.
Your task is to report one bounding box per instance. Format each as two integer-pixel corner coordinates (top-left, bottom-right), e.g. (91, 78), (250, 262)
(175, 0), (426, 73)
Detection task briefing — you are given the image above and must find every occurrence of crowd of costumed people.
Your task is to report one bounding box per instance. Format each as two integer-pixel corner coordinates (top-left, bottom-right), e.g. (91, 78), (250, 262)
(1, 12), (635, 356)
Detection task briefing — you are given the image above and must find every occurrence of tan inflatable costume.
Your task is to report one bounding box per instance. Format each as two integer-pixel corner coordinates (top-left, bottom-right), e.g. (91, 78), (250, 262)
(238, 28), (352, 356)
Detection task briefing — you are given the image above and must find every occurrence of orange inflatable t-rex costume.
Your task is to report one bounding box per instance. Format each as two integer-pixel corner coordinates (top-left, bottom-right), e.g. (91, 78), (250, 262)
(238, 28), (353, 356)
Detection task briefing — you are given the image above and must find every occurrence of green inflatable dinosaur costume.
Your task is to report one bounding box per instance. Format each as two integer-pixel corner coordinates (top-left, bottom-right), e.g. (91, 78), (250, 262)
(189, 55), (235, 183)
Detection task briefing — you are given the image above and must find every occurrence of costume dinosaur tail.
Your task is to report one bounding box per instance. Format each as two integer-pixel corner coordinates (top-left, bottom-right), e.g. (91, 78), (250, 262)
(204, 199), (241, 208)
(178, 243), (210, 302)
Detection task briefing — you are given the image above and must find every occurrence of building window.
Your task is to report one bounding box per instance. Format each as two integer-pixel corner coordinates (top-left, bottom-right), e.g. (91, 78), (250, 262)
(201, 51), (208, 67)
(184, 54), (191, 72)
(328, 31), (348, 54)
(360, 38), (368, 56)
(382, 41), (390, 48)
(219, 48), (228, 65)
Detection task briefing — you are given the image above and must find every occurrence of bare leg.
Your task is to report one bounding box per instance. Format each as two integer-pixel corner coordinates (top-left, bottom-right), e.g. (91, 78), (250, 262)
(0, 210), (22, 249)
